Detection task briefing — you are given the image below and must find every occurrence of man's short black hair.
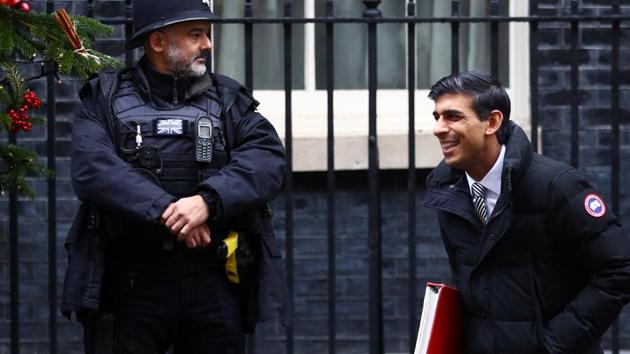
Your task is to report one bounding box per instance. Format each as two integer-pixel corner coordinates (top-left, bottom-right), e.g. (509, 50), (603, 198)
(428, 71), (511, 142)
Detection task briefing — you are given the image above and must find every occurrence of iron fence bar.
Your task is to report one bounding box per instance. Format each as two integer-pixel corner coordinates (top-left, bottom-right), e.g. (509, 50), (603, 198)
(570, 0), (579, 168)
(529, 0), (539, 152)
(451, 0), (460, 74)
(406, 1), (417, 353)
(610, 1), (620, 353)
(283, 1), (294, 354)
(244, 2), (255, 352)
(9, 129), (18, 354)
(363, 1), (383, 353)
(325, 1), (336, 354)
(244, 3), (254, 351)
(208, 26), (213, 74)
(124, 0), (133, 68)
(99, 15), (630, 25)
(245, 327), (255, 353)
(86, 0), (93, 17)
(244, 0), (253, 90)
(46, 3), (58, 353)
(490, 0), (499, 78)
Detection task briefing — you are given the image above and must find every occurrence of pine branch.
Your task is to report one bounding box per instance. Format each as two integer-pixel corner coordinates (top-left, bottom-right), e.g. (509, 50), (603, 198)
(0, 143), (51, 198)
(0, 111), (11, 130)
(0, 5), (121, 79)
(0, 84), (12, 108)
(2, 63), (25, 103)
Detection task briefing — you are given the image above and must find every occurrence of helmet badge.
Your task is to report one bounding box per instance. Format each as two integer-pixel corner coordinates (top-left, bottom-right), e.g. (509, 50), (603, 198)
(202, 0), (211, 9)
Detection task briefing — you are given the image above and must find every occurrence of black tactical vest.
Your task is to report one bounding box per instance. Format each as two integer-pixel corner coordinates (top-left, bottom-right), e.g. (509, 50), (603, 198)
(112, 76), (228, 198)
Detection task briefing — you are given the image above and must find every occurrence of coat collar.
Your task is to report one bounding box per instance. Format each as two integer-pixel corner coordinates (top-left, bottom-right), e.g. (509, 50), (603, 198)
(132, 56), (214, 106)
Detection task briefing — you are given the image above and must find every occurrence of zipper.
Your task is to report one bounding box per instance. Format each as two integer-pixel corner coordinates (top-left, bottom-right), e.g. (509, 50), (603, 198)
(172, 76), (179, 104)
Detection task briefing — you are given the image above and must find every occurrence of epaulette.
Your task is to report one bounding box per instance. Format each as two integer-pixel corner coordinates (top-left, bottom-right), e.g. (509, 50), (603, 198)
(78, 69), (121, 101)
(78, 73), (100, 101)
(236, 86), (259, 113)
(211, 73), (259, 114)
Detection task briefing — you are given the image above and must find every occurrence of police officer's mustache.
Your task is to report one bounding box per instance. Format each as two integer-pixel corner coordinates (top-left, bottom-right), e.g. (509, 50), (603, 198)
(196, 51), (211, 60)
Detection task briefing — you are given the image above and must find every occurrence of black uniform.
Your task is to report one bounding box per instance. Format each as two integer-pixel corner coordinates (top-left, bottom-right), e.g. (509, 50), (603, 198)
(62, 58), (287, 354)
(424, 122), (630, 354)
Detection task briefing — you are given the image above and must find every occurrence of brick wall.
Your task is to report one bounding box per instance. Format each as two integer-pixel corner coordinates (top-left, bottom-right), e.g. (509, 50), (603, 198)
(536, 0), (630, 350)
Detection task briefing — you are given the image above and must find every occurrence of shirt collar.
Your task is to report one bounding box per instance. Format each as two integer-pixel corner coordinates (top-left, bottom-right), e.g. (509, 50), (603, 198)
(466, 145), (506, 196)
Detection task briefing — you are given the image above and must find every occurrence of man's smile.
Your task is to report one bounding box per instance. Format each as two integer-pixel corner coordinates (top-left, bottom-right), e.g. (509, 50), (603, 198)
(440, 140), (459, 154)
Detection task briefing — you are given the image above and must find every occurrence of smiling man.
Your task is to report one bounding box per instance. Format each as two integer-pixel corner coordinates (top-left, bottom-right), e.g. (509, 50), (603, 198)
(62, 1), (287, 353)
(423, 72), (630, 354)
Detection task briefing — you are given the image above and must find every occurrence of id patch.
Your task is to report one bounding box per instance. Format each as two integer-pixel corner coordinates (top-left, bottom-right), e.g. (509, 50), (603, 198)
(584, 193), (606, 218)
(156, 119), (183, 135)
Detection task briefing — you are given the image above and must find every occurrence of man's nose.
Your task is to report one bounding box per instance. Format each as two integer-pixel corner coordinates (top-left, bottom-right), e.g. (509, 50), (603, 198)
(433, 117), (448, 137)
(201, 34), (212, 51)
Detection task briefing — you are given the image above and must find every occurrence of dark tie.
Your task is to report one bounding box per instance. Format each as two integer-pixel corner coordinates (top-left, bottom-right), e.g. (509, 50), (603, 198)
(471, 182), (488, 225)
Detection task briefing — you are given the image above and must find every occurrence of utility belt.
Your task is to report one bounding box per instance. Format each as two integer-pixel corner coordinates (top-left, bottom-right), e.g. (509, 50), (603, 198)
(108, 227), (222, 278)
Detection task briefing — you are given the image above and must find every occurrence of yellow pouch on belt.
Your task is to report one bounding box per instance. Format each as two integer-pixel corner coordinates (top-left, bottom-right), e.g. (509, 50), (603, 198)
(222, 231), (240, 284)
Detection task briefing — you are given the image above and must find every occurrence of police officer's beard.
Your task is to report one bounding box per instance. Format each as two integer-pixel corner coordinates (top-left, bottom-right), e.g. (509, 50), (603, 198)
(165, 42), (207, 78)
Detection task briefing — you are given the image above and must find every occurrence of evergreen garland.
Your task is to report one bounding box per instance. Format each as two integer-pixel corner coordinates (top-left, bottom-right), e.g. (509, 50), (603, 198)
(0, 3), (121, 197)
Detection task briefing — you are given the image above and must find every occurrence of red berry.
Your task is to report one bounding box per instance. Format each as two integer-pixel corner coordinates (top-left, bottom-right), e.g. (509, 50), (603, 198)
(15, 1), (30, 12)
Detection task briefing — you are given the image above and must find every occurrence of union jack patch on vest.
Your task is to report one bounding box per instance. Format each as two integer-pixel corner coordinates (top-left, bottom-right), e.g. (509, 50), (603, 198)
(156, 119), (184, 135)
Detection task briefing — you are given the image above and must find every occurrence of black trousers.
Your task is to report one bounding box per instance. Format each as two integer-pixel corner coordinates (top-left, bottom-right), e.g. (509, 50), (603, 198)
(107, 269), (244, 354)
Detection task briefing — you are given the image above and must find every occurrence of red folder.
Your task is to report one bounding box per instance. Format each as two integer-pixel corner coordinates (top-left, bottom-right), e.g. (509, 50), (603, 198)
(414, 282), (462, 354)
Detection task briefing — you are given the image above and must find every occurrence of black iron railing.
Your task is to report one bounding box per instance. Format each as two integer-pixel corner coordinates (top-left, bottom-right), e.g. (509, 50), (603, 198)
(4, 0), (630, 353)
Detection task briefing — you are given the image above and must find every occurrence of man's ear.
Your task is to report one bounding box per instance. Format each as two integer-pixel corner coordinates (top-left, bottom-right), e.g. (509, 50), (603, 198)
(485, 110), (503, 136)
(147, 31), (167, 53)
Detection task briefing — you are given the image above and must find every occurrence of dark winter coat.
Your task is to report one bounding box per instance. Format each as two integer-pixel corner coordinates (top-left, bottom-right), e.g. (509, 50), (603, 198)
(61, 63), (288, 329)
(423, 122), (630, 354)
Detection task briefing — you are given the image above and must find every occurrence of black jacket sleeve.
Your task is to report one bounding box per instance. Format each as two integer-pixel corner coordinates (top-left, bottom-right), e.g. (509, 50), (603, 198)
(544, 168), (630, 353)
(197, 103), (286, 219)
(71, 78), (176, 222)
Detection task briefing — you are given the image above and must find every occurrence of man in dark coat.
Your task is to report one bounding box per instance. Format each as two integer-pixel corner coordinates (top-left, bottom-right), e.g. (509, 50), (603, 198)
(423, 71), (630, 354)
(61, 1), (287, 353)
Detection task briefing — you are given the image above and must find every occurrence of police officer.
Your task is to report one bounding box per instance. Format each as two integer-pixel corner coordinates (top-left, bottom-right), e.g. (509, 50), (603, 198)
(61, 1), (287, 353)
(424, 72), (630, 354)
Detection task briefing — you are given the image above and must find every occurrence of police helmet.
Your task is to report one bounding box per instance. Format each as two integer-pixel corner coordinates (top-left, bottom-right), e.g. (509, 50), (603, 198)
(125, 0), (217, 50)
